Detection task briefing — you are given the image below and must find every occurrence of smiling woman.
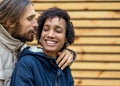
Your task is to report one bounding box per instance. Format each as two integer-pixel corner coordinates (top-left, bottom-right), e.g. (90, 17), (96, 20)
(37, 7), (75, 58)
(40, 17), (66, 57)
(10, 7), (75, 86)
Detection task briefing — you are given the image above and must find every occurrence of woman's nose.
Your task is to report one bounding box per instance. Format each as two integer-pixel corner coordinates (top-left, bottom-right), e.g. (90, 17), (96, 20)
(47, 30), (55, 38)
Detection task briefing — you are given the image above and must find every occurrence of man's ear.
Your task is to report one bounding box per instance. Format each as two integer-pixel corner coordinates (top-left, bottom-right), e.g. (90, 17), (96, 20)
(5, 21), (15, 34)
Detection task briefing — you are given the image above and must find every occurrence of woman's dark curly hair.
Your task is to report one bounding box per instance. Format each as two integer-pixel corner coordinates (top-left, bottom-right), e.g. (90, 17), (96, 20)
(37, 7), (75, 50)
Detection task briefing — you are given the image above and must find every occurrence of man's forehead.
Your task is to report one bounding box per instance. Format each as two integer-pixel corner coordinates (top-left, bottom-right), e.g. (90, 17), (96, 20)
(24, 4), (36, 17)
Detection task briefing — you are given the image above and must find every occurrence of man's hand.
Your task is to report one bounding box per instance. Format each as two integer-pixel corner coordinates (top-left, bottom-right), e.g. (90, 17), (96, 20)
(56, 49), (74, 70)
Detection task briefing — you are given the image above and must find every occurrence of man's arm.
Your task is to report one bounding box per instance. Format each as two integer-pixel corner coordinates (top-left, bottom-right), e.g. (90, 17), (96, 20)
(56, 49), (77, 70)
(0, 80), (4, 86)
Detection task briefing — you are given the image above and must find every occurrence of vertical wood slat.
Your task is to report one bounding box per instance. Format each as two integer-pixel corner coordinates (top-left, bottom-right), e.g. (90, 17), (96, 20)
(30, 0), (120, 86)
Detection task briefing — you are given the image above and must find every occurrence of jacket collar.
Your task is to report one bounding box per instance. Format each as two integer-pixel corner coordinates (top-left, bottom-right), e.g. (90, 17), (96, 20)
(0, 24), (24, 51)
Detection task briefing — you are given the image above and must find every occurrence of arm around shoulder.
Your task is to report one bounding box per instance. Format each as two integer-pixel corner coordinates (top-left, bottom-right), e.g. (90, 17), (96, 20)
(67, 48), (77, 61)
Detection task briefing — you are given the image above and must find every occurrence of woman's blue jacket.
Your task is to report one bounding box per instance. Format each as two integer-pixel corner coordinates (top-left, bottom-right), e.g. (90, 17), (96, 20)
(10, 47), (74, 86)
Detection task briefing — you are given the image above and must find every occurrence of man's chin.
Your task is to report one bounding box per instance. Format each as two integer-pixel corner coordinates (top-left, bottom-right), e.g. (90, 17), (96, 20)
(26, 37), (34, 42)
(19, 38), (34, 43)
(13, 35), (34, 42)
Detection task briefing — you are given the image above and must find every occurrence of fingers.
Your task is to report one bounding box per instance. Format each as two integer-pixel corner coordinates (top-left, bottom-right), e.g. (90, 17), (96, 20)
(58, 52), (70, 70)
(56, 49), (74, 70)
(60, 54), (73, 70)
(56, 52), (64, 64)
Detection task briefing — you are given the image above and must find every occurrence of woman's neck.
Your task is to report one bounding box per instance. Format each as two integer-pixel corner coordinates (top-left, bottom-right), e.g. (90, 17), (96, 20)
(43, 49), (57, 58)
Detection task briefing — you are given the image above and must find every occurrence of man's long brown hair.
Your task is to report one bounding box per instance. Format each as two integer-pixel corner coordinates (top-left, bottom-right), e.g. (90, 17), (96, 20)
(0, 0), (31, 32)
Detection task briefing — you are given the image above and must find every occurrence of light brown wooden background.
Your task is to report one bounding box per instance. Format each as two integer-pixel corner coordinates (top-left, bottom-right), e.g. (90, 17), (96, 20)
(1, 0), (119, 85)
(30, 0), (120, 86)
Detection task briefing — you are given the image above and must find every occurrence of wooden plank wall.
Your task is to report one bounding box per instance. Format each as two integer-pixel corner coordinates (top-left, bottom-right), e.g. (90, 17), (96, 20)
(30, 0), (120, 86)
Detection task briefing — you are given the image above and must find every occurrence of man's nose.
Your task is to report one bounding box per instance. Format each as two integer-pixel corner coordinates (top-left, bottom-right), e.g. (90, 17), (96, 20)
(33, 19), (38, 27)
(32, 20), (38, 32)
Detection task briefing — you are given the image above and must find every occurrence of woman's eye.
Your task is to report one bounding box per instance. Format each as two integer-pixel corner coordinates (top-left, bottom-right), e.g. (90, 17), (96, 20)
(56, 28), (63, 33)
(43, 27), (49, 31)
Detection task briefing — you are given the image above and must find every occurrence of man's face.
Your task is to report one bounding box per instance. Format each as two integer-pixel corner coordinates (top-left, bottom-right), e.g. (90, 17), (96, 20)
(12, 4), (38, 42)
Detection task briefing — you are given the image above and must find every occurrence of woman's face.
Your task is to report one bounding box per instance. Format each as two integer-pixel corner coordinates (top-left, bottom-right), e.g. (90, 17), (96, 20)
(40, 17), (66, 57)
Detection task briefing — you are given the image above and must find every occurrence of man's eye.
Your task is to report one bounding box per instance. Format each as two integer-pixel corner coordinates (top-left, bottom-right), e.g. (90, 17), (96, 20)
(27, 17), (33, 21)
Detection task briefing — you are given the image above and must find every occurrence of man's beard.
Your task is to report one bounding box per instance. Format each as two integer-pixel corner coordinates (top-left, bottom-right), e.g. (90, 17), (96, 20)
(11, 26), (34, 43)
(13, 34), (34, 43)
(12, 31), (34, 43)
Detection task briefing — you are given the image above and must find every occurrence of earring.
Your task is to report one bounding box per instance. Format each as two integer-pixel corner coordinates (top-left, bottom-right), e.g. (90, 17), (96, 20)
(64, 41), (69, 47)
